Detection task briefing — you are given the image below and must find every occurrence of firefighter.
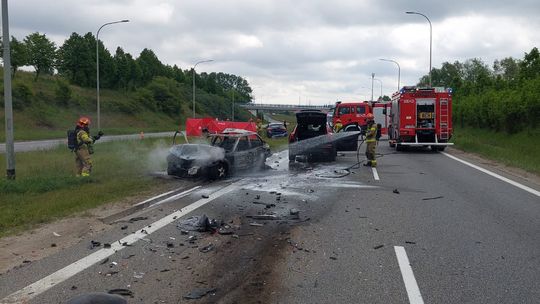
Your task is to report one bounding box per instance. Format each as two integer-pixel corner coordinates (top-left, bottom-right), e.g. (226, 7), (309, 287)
(74, 117), (103, 177)
(256, 118), (262, 135)
(364, 113), (377, 167)
(333, 119), (343, 133)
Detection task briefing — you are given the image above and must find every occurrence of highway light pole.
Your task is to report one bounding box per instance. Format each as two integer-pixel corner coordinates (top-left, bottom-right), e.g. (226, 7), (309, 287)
(2, 0), (15, 179)
(406, 11), (432, 87)
(371, 73), (375, 102)
(231, 81), (236, 121)
(192, 60), (213, 117)
(96, 19), (129, 131)
(374, 78), (383, 101)
(379, 58), (401, 91)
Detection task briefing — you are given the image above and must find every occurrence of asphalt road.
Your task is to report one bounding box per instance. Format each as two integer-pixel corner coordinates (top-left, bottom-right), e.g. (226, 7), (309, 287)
(0, 132), (176, 153)
(0, 143), (538, 303)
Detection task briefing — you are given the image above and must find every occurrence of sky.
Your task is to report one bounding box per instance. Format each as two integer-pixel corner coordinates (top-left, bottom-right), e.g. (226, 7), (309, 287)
(6, 0), (540, 105)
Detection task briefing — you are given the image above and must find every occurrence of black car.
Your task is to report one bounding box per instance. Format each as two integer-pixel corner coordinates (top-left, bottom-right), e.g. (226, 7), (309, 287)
(288, 110), (336, 162)
(266, 123), (288, 138)
(167, 129), (271, 179)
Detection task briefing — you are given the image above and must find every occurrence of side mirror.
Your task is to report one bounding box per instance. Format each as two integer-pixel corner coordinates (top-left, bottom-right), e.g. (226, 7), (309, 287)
(382, 109), (387, 115)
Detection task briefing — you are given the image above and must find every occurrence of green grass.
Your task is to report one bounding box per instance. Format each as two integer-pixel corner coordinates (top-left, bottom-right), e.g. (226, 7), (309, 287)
(453, 126), (540, 175)
(0, 137), (182, 237)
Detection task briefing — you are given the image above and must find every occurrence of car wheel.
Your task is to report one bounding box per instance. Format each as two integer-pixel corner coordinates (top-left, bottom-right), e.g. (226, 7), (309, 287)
(167, 164), (178, 176)
(209, 162), (228, 179)
(289, 154), (296, 162)
(437, 146), (446, 151)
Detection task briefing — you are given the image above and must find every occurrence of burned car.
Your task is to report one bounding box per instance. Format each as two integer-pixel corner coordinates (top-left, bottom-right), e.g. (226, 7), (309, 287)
(288, 110), (336, 162)
(167, 129), (271, 179)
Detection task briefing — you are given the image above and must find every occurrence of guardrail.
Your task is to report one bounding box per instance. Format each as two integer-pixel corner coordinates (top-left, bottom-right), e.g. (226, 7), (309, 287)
(240, 103), (333, 111)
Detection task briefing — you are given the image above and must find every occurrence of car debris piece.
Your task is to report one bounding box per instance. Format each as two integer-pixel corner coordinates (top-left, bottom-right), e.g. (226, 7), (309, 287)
(218, 226), (234, 235)
(99, 258), (110, 265)
(128, 216), (148, 223)
(90, 240), (101, 249)
(104, 243), (111, 249)
(249, 222), (264, 227)
(108, 289), (134, 297)
(422, 196), (444, 201)
(200, 244), (215, 253)
(51, 243), (57, 247)
(373, 244), (384, 250)
(405, 241), (416, 244)
(202, 194), (210, 199)
(120, 225), (128, 230)
(166, 242), (175, 248)
(392, 189), (400, 194)
(289, 208), (300, 215)
(247, 214), (279, 220)
(329, 256), (337, 260)
(183, 287), (217, 300)
(53, 232), (61, 237)
(255, 194), (261, 199)
(177, 215), (220, 233)
(133, 272), (145, 279)
(67, 292), (127, 304)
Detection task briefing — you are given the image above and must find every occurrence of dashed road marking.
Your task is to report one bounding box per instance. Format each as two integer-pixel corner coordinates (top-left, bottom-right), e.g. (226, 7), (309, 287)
(0, 182), (240, 304)
(442, 152), (540, 197)
(394, 246), (424, 304)
(372, 167), (380, 181)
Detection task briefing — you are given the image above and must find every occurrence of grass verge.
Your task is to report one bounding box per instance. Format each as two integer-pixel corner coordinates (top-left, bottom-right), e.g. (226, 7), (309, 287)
(452, 126), (540, 175)
(0, 137), (180, 238)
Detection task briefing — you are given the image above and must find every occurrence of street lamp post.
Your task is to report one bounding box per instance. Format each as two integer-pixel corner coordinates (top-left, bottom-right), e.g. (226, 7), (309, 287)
(231, 84), (235, 121)
(374, 78), (383, 101)
(371, 73), (375, 102)
(2, 0), (15, 179)
(192, 60), (214, 117)
(379, 58), (401, 91)
(406, 11), (432, 87)
(96, 19), (129, 131)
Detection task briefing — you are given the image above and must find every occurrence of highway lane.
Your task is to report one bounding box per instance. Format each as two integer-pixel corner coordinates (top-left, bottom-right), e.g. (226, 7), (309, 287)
(0, 132), (175, 153)
(0, 146), (538, 303)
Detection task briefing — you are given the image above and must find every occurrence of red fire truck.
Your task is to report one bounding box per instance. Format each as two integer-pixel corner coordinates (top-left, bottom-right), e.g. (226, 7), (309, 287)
(332, 101), (372, 129)
(388, 86), (453, 151)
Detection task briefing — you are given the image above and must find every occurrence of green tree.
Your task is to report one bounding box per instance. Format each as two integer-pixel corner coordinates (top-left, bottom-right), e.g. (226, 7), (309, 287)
(57, 32), (94, 86)
(24, 32), (57, 80)
(519, 47), (540, 80)
(136, 48), (165, 84)
(0, 36), (29, 78)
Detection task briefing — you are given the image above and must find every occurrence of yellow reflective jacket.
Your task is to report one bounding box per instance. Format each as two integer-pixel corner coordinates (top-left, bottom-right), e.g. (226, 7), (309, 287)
(365, 123), (377, 143)
(76, 129), (93, 148)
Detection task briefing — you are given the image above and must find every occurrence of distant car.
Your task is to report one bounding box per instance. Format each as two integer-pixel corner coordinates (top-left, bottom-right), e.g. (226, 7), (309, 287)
(288, 110), (336, 162)
(266, 123), (288, 138)
(167, 128), (271, 179)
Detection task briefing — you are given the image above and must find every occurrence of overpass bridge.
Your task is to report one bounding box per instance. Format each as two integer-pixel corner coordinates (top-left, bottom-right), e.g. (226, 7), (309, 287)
(240, 103), (333, 113)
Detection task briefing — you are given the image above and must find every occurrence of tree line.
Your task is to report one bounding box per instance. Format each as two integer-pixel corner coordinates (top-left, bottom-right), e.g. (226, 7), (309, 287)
(418, 47), (540, 133)
(1, 32), (253, 115)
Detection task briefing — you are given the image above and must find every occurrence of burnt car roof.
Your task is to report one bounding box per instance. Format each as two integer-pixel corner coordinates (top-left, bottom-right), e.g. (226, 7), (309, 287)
(208, 128), (258, 137)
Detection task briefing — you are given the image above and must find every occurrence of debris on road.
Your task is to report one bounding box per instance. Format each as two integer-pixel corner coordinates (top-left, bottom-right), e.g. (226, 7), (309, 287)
(329, 256), (337, 260)
(89, 240), (101, 249)
(200, 244), (215, 253)
(393, 189), (400, 194)
(218, 225), (234, 235)
(373, 244), (384, 250)
(128, 216), (148, 223)
(422, 196), (444, 201)
(99, 258), (109, 265)
(249, 222), (264, 227)
(247, 214), (279, 220)
(53, 232), (61, 237)
(108, 289), (134, 297)
(183, 287), (217, 300)
(176, 215), (221, 232)
(290, 208), (299, 215)
(120, 225), (128, 230)
(202, 194), (210, 199)
(133, 272), (145, 279)
(405, 241), (416, 244)
(67, 292), (127, 304)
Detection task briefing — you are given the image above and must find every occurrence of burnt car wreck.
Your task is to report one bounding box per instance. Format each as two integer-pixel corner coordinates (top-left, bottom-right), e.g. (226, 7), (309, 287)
(167, 129), (271, 179)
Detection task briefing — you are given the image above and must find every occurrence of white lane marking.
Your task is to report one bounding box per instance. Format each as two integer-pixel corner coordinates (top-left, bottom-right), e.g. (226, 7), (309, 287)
(442, 152), (540, 197)
(149, 186), (201, 208)
(372, 167), (380, 181)
(134, 189), (176, 206)
(0, 183), (239, 304)
(394, 246), (425, 304)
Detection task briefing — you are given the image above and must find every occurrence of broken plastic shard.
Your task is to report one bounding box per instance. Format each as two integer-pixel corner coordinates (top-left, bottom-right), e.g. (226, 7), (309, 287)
(90, 240), (101, 249)
(176, 215), (220, 232)
(202, 194), (210, 199)
(249, 222), (264, 227)
(133, 272), (145, 279)
(53, 232), (61, 237)
(373, 244), (384, 250)
(393, 189), (400, 194)
(183, 287), (217, 300)
(67, 292), (127, 304)
(218, 226), (234, 235)
(422, 196), (443, 201)
(289, 208), (300, 215)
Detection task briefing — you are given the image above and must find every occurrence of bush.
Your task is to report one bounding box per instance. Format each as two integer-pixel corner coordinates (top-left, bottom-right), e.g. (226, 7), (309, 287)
(55, 79), (72, 106)
(12, 82), (34, 109)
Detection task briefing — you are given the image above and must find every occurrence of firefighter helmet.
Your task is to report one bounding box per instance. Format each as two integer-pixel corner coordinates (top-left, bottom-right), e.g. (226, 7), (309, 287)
(77, 117), (91, 128)
(336, 119), (342, 123)
(366, 113), (374, 121)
